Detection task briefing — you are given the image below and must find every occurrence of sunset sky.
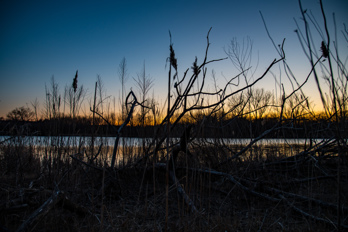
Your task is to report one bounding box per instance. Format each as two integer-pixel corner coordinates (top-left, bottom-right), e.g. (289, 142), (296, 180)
(1, 0), (347, 118)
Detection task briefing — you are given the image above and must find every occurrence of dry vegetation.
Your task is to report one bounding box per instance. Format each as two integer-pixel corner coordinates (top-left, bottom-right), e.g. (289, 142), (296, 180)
(1, 1), (348, 231)
(1, 136), (347, 231)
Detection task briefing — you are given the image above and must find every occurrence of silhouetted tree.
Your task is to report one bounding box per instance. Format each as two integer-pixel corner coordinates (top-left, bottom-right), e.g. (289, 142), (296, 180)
(133, 61), (154, 127)
(250, 88), (272, 119)
(30, 98), (40, 121)
(6, 106), (34, 121)
(44, 76), (61, 119)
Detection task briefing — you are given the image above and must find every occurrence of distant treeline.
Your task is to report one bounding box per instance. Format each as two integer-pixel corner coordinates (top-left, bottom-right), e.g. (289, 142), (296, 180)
(0, 116), (344, 139)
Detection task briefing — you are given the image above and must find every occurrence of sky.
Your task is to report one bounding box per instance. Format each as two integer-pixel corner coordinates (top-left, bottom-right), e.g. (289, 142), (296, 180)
(1, 0), (347, 118)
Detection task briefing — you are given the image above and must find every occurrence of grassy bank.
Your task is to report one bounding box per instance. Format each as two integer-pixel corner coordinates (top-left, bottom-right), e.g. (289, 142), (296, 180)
(0, 134), (347, 231)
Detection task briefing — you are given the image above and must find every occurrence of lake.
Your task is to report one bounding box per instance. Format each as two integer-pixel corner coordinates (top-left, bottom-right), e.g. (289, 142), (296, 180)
(0, 135), (322, 149)
(0, 135), (326, 166)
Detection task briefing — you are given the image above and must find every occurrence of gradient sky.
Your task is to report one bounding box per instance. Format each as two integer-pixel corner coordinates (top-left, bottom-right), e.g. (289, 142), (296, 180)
(1, 0), (347, 118)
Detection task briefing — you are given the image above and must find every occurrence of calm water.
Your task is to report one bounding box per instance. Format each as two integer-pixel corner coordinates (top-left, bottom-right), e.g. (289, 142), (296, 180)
(0, 135), (329, 166)
(0, 135), (319, 148)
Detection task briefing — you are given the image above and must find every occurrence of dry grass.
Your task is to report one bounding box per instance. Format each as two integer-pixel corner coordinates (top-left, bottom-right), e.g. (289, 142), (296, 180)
(1, 135), (347, 232)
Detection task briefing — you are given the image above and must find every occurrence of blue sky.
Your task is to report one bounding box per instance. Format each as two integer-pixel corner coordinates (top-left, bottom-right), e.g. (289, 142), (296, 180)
(1, 0), (347, 118)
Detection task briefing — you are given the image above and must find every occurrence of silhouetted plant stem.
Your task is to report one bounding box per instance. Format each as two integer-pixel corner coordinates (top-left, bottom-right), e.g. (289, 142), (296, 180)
(165, 31), (172, 232)
(110, 91), (138, 169)
(91, 81), (97, 152)
(319, 0), (342, 229)
(298, 0), (327, 113)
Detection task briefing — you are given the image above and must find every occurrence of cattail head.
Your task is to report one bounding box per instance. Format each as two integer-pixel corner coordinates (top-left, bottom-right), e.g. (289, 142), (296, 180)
(73, 70), (78, 93)
(169, 44), (178, 74)
(168, 31), (178, 79)
(321, 41), (329, 58)
(192, 57), (200, 76)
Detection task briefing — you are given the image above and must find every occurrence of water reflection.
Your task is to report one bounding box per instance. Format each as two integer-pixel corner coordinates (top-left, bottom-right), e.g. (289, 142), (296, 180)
(0, 135), (318, 147)
(0, 135), (324, 166)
